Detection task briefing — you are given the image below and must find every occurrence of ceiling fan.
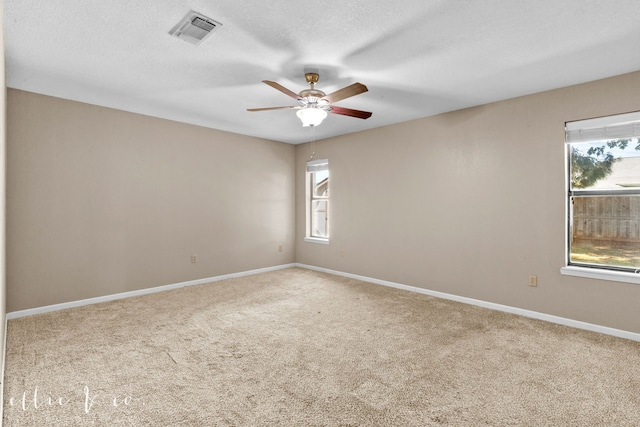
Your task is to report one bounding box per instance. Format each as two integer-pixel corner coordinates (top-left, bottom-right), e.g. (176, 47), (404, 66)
(247, 73), (372, 127)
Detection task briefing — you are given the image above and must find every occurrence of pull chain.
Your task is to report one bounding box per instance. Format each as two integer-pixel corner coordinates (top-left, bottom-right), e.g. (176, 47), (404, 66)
(309, 125), (316, 161)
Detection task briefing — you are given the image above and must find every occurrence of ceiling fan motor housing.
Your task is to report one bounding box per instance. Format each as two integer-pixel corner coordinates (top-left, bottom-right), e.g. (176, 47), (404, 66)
(300, 73), (326, 102)
(299, 88), (326, 99)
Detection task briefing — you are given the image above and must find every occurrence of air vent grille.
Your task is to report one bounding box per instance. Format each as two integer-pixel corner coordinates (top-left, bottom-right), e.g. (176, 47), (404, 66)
(169, 11), (222, 45)
(191, 17), (216, 32)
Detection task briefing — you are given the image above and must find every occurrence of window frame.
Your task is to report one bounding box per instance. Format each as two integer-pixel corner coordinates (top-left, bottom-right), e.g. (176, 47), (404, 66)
(561, 112), (640, 284)
(305, 159), (329, 244)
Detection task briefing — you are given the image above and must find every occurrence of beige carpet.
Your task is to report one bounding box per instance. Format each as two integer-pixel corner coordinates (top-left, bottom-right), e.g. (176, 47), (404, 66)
(3, 267), (640, 426)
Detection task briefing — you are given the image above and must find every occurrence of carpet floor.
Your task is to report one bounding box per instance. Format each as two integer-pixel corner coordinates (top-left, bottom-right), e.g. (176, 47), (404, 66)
(3, 267), (640, 426)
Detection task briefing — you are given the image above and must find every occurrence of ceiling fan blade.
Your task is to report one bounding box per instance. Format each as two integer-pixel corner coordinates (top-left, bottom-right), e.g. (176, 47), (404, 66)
(329, 105), (372, 119)
(263, 80), (302, 100)
(247, 106), (297, 112)
(322, 82), (368, 104)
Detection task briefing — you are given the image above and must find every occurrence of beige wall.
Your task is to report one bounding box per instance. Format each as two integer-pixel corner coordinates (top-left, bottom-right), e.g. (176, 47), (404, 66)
(6, 71), (640, 333)
(296, 71), (640, 334)
(7, 90), (296, 312)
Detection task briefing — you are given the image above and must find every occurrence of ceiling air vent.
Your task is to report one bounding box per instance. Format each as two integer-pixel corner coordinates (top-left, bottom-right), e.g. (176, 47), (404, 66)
(169, 10), (222, 45)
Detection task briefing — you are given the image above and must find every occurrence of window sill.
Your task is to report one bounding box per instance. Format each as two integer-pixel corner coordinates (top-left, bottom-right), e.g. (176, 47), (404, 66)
(304, 237), (329, 245)
(561, 266), (640, 285)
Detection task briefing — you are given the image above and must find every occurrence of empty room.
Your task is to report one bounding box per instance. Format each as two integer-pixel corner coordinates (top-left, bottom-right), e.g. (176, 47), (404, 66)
(1, 1), (640, 425)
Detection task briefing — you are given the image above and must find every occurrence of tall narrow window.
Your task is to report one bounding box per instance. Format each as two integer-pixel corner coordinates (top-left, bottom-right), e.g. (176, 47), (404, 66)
(306, 159), (329, 243)
(566, 112), (640, 272)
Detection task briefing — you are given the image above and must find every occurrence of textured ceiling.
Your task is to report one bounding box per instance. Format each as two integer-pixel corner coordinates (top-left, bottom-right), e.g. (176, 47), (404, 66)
(4, 0), (640, 144)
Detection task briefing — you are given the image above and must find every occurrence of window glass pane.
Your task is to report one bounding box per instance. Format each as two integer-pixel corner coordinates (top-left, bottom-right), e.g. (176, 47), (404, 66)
(308, 165), (329, 239)
(311, 200), (328, 238)
(567, 123), (640, 272)
(570, 195), (640, 269)
(569, 138), (640, 190)
(312, 170), (329, 197)
(569, 138), (640, 269)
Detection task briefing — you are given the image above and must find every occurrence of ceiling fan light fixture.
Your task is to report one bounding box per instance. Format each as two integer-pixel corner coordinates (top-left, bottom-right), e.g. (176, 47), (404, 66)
(296, 107), (327, 127)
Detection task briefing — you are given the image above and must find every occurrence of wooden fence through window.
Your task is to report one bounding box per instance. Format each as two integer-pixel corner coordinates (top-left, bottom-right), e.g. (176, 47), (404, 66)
(572, 196), (640, 243)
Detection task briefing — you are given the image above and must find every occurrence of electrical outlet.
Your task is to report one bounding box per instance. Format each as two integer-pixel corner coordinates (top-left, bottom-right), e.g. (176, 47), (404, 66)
(191, 254), (198, 263)
(528, 275), (537, 287)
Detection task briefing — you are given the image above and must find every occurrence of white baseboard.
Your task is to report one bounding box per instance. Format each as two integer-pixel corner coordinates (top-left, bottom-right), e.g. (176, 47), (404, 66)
(296, 263), (640, 343)
(6, 264), (297, 320)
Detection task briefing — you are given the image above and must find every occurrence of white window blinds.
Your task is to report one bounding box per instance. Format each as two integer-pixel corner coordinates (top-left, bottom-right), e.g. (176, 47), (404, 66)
(566, 111), (640, 143)
(306, 159), (329, 172)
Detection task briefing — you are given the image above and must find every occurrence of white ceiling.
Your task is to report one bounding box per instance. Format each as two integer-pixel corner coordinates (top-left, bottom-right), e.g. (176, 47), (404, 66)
(4, 0), (640, 144)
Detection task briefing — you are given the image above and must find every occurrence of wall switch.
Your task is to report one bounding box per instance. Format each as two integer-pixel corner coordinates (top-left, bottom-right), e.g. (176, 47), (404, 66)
(278, 245), (283, 252)
(340, 249), (344, 257)
(528, 275), (537, 287)
(191, 254), (198, 263)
